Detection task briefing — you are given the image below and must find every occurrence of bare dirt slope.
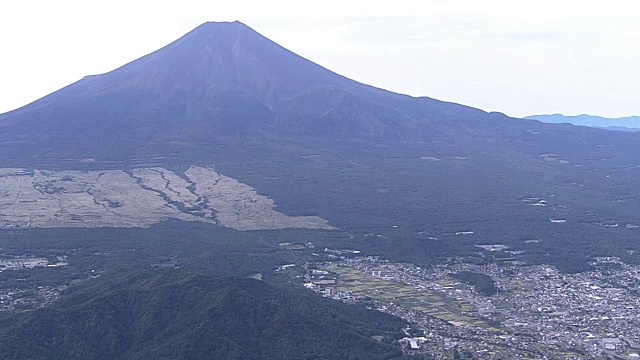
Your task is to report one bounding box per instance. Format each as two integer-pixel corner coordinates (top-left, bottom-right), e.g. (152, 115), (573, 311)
(0, 166), (333, 231)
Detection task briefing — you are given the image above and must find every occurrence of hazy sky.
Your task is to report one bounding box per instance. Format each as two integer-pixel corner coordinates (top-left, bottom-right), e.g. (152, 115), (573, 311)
(1, 0), (638, 118)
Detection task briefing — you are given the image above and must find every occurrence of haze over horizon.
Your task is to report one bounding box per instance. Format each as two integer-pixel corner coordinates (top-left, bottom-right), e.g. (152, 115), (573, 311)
(1, 0), (638, 118)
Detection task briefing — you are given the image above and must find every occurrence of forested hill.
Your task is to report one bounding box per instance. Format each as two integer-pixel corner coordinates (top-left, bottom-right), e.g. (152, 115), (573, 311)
(0, 269), (406, 360)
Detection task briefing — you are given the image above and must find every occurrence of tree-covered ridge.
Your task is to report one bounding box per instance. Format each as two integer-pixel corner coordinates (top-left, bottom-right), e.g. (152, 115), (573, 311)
(0, 269), (406, 360)
(451, 271), (497, 296)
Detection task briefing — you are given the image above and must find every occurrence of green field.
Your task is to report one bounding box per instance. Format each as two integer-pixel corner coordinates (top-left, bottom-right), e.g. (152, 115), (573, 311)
(324, 265), (498, 330)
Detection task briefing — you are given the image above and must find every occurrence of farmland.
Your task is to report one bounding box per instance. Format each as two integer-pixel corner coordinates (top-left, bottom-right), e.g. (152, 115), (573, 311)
(323, 264), (495, 329)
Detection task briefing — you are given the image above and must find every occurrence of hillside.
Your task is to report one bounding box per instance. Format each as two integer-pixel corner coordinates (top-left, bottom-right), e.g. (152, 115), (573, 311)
(0, 269), (405, 360)
(1, 21), (640, 272)
(0, 20), (494, 161)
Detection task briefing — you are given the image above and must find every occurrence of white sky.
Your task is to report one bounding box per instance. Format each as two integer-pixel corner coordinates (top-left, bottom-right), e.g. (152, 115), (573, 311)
(1, 0), (639, 118)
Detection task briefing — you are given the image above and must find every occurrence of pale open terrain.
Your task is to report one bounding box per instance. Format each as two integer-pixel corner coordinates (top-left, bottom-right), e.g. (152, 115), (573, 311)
(0, 166), (334, 231)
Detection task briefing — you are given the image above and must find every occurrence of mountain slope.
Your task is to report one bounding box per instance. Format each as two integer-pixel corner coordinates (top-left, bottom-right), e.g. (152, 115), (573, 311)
(0, 269), (405, 360)
(526, 114), (640, 130)
(0, 21), (492, 148)
(1, 21), (640, 271)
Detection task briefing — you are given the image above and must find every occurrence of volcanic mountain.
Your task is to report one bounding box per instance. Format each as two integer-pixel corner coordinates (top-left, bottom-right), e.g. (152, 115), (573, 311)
(0, 21), (503, 161)
(2, 21), (640, 270)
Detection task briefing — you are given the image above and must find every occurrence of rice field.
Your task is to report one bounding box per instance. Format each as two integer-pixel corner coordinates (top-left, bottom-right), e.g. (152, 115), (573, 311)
(323, 265), (497, 329)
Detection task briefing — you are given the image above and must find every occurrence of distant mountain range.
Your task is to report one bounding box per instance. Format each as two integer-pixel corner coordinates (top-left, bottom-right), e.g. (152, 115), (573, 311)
(526, 114), (640, 131)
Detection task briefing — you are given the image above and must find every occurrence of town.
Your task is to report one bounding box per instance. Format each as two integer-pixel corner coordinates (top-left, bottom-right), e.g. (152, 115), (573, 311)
(0, 255), (69, 312)
(294, 255), (640, 359)
(0, 285), (67, 312)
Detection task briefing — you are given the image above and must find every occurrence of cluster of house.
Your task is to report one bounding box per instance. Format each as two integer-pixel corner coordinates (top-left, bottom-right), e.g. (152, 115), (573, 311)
(0, 257), (68, 271)
(304, 269), (337, 285)
(303, 269), (362, 303)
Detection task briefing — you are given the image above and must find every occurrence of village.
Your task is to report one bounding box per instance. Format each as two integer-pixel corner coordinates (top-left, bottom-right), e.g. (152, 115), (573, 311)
(0, 256), (68, 271)
(0, 255), (70, 311)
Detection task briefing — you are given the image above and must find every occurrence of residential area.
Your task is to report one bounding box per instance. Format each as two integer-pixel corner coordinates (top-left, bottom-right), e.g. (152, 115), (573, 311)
(295, 255), (640, 359)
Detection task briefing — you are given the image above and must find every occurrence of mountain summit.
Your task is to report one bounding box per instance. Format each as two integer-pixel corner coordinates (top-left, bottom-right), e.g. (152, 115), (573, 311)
(0, 20), (495, 156)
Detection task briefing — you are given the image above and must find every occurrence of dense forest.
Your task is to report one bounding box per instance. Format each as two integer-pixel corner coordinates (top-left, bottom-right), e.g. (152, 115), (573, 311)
(451, 271), (498, 296)
(0, 269), (406, 359)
